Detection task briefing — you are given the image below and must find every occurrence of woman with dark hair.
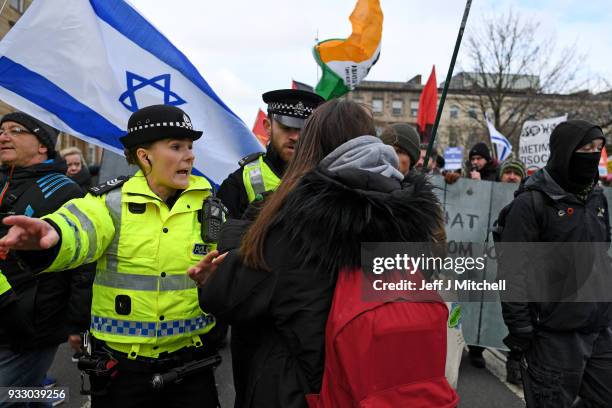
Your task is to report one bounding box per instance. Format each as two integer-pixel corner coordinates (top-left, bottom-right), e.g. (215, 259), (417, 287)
(190, 99), (456, 407)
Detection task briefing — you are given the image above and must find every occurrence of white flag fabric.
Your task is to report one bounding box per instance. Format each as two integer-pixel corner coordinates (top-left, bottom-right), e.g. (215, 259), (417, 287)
(485, 115), (512, 161)
(0, 0), (263, 185)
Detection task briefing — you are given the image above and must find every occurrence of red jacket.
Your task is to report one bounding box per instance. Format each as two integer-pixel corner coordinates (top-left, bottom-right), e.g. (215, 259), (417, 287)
(307, 269), (459, 408)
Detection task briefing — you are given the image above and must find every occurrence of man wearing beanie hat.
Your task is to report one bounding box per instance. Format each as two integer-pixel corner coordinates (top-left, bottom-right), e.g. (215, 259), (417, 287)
(499, 119), (612, 406)
(0, 112), (92, 395)
(380, 123), (420, 176)
(468, 141), (499, 181)
(499, 157), (526, 184)
(0, 112), (59, 159)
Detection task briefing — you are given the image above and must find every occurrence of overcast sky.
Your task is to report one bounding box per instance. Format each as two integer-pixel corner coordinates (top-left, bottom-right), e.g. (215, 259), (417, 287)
(129, 0), (612, 128)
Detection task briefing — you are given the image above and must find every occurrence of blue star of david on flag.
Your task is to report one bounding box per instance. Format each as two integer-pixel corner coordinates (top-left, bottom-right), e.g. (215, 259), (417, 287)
(119, 71), (186, 112)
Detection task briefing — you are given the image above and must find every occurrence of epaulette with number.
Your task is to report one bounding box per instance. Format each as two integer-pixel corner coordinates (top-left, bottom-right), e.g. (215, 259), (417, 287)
(238, 152), (264, 167)
(88, 176), (130, 196)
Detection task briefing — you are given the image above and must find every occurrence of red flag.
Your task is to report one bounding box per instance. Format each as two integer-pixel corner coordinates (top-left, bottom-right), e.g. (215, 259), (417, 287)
(291, 79), (315, 92)
(252, 109), (269, 146)
(599, 146), (608, 177)
(417, 66), (438, 142)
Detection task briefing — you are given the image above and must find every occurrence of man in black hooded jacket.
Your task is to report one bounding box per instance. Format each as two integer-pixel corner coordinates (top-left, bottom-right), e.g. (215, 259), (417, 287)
(0, 112), (94, 392)
(500, 119), (612, 407)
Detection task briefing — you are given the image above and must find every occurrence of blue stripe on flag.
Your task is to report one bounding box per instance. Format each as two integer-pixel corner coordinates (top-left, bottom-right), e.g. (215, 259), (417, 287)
(89, 0), (242, 123)
(491, 135), (511, 149)
(0, 57), (125, 149)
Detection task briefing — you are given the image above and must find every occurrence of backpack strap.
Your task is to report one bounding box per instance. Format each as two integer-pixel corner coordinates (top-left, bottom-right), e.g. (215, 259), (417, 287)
(528, 189), (547, 231)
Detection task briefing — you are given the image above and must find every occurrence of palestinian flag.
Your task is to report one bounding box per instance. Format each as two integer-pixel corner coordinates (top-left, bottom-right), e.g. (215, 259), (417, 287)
(313, 0), (383, 100)
(252, 109), (269, 146)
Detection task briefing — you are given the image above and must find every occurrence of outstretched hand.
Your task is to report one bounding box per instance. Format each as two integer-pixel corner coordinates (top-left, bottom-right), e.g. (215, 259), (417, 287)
(187, 250), (228, 287)
(0, 216), (60, 251)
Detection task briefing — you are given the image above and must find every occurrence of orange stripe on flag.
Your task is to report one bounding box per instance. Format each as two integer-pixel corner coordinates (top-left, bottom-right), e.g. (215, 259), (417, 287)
(316, 0), (383, 63)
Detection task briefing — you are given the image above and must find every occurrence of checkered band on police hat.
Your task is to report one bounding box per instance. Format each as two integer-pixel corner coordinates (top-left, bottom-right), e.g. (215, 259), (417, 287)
(267, 101), (314, 119)
(262, 89), (325, 120)
(120, 105), (203, 148)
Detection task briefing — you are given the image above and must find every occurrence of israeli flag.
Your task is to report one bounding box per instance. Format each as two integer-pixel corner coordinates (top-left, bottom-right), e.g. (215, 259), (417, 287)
(0, 0), (263, 185)
(485, 114), (512, 161)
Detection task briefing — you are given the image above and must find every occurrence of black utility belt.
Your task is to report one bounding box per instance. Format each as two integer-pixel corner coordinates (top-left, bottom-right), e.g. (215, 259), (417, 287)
(102, 344), (213, 374)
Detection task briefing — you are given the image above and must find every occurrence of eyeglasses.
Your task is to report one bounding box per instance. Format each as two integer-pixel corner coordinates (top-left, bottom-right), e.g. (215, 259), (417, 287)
(0, 127), (30, 137)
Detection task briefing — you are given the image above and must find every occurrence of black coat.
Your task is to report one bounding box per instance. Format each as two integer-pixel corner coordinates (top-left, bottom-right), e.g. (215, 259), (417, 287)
(0, 159), (95, 350)
(69, 167), (92, 191)
(200, 168), (443, 408)
(500, 168), (612, 333)
(217, 145), (285, 219)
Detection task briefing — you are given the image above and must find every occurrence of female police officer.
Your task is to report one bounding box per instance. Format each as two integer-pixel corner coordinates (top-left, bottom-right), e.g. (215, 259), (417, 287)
(0, 105), (220, 407)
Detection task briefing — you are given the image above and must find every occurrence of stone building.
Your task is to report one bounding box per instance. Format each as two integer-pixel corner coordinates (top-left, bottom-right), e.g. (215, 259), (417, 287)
(347, 73), (610, 155)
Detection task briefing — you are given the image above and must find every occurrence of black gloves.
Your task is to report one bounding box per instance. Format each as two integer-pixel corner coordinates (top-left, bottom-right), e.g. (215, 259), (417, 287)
(503, 332), (533, 354)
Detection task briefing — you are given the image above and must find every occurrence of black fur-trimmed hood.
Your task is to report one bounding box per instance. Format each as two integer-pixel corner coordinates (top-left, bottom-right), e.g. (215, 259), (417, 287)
(271, 167), (444, 275)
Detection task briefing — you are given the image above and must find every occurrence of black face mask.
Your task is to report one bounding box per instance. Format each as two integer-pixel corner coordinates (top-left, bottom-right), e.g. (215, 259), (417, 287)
(569, 152), (600, 186)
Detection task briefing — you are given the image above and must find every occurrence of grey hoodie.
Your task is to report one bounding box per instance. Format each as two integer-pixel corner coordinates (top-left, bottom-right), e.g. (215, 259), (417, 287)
(319, 135), (404, 182)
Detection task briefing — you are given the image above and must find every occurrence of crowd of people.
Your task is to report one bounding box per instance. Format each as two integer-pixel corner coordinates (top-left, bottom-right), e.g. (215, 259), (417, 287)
(0, 88), (610, 408)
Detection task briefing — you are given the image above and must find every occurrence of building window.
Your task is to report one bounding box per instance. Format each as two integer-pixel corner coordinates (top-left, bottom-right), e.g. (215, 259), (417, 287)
(468, 105), (478, 119)
(87, 145), (97, 166)
(9, 0), (25, 13)
(450, 105), (459, 119)
(392, 100), (403, 116)
(372, 98), (384, 114)
(410, 101), (419, 117)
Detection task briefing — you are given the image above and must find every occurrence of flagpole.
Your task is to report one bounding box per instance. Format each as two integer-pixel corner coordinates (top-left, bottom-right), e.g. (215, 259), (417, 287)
(423, 0), (472, 169)
(0, 0), (9, 16)
(315, 29), (320, 83)
(485, 112), (499, 161)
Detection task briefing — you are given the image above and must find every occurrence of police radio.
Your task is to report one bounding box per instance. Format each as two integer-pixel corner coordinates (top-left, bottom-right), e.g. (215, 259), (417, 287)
(201, 195), (227, 243)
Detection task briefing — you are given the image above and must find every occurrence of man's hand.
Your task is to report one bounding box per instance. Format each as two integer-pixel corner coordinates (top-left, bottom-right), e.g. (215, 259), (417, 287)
(503, 332), (533, 354)
(187, 250), (228, 287)
(0, 216), (59, 251)
(444, 172), (461, 185)
(470, 170), (482, 180)
(68, 334), (81, 352)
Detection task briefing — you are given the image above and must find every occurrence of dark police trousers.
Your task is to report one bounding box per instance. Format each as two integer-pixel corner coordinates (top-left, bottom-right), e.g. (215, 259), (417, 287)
(90, 350), (220, 408)
(523, 327), (612, 408)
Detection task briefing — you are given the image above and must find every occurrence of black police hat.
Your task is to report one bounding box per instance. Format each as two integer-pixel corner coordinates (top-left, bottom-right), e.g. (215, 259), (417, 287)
(262, 89), (324, 129)
(119, 105), (202, 149)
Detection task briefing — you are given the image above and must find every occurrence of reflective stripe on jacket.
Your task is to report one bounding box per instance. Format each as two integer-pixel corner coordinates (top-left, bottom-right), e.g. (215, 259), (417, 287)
(242, 155), (281, 202)
(43, 171), (216, 357)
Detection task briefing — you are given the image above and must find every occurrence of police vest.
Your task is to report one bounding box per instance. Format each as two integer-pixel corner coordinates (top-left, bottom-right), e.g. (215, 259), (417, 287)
(43, 172), (216, 358)
(0, 271), (11, 296)
(241, 155), (281, 202)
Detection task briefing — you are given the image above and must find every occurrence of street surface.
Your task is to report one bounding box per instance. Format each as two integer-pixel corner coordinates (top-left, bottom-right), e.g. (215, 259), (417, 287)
(48, 342), (524, 407)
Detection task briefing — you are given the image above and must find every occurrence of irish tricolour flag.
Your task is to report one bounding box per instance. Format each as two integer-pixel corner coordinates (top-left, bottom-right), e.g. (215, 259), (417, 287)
(313, 0), (383, 100)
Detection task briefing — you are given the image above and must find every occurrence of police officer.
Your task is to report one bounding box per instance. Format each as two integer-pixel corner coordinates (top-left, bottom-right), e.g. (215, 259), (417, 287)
(218, 89), (324, 218)
(0, 105), (221, 407)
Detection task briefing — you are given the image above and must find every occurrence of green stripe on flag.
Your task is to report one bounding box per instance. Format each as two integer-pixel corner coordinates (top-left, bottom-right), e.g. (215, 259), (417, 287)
(313, 43), (350, 100)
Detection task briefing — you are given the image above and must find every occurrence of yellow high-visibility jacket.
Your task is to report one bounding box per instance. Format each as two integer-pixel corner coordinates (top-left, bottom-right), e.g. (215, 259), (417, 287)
(242, 155), (281, 202)
(43, 171), (215, 358)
